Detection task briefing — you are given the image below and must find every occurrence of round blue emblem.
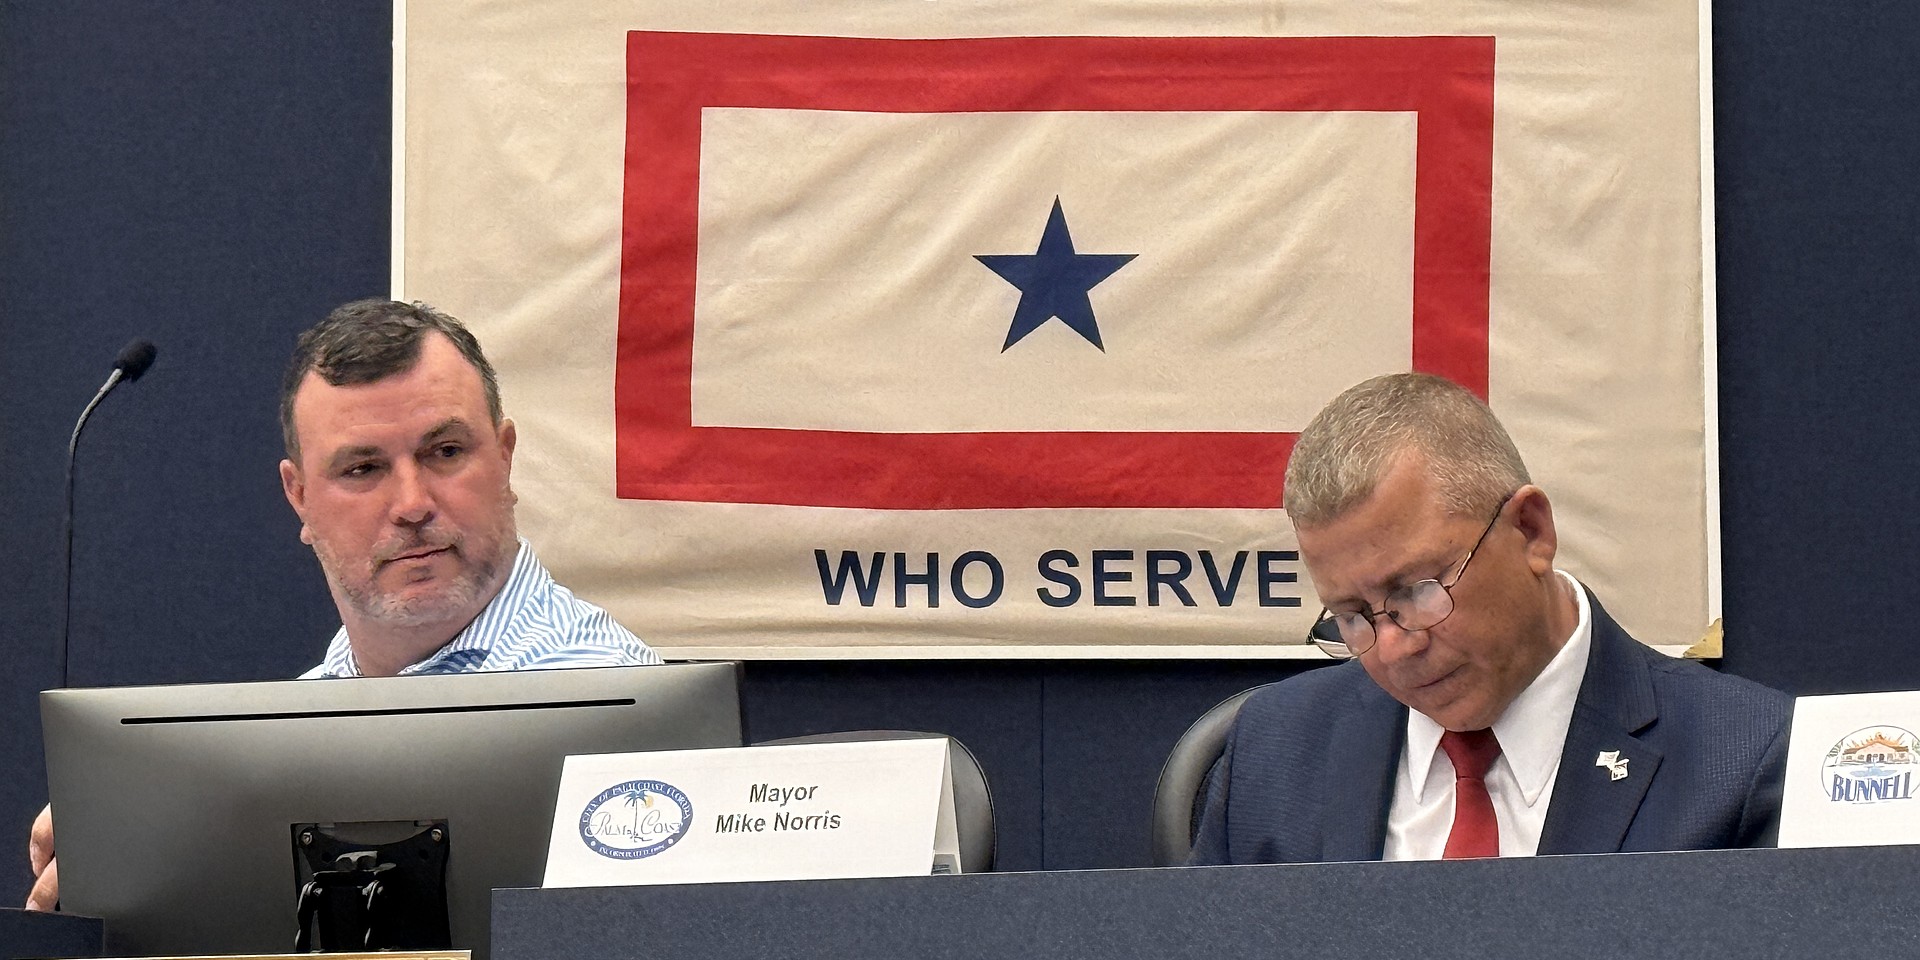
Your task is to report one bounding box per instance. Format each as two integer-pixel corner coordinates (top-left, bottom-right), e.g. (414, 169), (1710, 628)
(578, 779), (694, 859)
(1822, 727), (1920, 805)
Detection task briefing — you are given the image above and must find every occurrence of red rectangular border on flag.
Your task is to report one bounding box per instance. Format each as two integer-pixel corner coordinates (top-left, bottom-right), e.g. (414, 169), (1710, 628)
(616, 32), (1493, 509)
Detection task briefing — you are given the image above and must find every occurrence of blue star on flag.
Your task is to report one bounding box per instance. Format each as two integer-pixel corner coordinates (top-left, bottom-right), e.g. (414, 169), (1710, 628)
(976, 198), (1137, 352)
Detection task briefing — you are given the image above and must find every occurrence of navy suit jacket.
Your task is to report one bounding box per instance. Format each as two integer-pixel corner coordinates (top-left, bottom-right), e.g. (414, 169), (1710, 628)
(1188, 592), (1792, 864)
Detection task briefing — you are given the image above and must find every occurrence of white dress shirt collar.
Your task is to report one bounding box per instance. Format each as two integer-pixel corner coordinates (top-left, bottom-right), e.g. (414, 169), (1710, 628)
(1402, 570), (1593, 806)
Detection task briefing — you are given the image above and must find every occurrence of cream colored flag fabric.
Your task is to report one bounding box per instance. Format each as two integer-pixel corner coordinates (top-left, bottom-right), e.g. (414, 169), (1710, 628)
(398, 2), (1715, 658)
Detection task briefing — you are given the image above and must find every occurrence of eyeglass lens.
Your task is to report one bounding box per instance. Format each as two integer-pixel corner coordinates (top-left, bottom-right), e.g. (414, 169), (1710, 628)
(1324, 579), (1457, 654)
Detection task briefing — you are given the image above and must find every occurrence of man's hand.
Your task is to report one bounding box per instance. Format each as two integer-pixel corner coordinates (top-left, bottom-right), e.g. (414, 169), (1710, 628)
(26, 804), (57, 911)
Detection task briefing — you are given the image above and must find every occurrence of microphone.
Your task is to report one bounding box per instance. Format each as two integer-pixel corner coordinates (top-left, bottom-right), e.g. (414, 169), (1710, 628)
(60, 339), (158, 688)
(114, 339), (158, 382)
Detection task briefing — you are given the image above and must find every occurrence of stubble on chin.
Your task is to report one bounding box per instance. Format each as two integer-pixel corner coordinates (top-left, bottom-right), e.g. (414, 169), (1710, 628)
(314, 537), (506, 629)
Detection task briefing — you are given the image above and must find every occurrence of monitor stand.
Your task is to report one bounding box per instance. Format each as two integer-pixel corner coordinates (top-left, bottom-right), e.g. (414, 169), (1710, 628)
(292, 819), (452, 953)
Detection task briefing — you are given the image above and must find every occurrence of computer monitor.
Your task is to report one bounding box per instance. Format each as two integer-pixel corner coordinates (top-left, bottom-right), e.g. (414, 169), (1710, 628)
(42, 662), (742, 960)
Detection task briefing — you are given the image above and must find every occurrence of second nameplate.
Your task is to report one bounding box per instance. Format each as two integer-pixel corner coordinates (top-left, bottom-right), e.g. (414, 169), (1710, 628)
(543, 738), (960, 887)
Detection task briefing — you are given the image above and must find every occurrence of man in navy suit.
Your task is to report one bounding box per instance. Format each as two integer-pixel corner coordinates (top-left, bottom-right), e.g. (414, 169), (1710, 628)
(1188, 373), (1790, 865)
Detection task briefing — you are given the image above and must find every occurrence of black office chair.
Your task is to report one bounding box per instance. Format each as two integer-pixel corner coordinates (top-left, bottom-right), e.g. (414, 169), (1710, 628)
(755, 730), (995, 873)
(1149, 686), (1269, 866)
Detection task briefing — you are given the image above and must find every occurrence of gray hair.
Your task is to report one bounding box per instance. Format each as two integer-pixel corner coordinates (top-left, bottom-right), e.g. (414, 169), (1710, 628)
(1284, 373), (1529, 526)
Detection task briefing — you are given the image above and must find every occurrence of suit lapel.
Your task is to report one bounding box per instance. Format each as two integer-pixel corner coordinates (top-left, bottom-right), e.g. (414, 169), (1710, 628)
(1536, 592), (1663, 855)
(1320, 671), (1406, 861)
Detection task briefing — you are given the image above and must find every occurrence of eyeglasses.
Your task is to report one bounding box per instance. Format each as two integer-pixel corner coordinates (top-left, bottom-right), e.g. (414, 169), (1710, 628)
(1306, 493), (1514, 659)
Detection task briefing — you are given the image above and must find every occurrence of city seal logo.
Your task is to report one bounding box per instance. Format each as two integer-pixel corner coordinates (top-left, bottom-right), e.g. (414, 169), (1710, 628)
(1822, 727), (1920, 804)
(579, 780), (694, 859)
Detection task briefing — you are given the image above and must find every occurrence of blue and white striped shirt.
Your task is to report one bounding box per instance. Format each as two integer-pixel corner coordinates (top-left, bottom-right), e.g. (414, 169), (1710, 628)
(302, 539), (662, 679)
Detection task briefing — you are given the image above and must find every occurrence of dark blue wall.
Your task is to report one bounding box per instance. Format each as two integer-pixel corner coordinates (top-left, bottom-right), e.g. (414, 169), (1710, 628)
(3, 0), (1913, 906)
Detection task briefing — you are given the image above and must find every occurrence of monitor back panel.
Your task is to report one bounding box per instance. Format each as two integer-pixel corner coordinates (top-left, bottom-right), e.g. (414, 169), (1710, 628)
(42, 662), (743, 959)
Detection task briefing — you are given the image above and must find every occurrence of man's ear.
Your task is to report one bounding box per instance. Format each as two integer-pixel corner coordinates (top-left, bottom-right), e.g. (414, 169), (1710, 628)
(497, 418), (517, 466)
(497, 419), (519, 507)
(1509, 484), (1558, 576)
(280, 459), (315, 545)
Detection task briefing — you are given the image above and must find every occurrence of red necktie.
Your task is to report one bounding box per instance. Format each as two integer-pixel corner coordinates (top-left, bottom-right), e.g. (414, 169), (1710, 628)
(1439, 728), (1502, 859)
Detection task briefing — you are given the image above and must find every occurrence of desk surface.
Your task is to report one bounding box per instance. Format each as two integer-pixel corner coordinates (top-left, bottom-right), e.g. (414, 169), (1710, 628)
(0, 908), (102, 960)
(494, 845), (1919, 960)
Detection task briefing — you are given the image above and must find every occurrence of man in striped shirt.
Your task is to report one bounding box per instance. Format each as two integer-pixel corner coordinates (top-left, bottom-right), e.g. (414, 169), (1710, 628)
(279, 299), (660, 679)
(27, 299), (658, 909)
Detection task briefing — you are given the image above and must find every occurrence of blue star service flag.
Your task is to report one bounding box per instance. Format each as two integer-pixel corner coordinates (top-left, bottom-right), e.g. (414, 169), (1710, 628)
(394, 2), (1719, 659)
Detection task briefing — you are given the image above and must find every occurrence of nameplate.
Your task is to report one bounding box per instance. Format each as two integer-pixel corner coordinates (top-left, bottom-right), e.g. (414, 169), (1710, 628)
(1780, 691), (1920, 847)
(543, 738), (959, 887)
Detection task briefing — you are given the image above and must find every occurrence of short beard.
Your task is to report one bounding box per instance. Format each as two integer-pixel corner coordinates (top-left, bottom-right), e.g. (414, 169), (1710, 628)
(339, 551), (498, 627)
(314, 519), (516, 630)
